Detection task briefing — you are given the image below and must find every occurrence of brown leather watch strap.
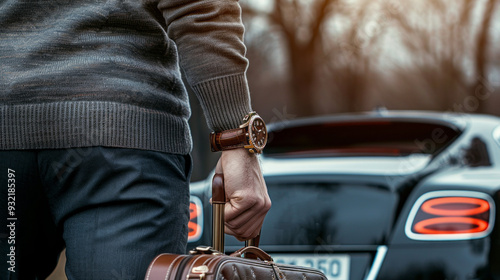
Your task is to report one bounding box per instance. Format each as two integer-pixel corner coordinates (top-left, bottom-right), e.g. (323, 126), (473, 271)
(210, 127), (247, 152)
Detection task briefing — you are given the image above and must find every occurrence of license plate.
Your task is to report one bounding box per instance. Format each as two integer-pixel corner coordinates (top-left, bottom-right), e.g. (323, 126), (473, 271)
(272, 254), (350, 280)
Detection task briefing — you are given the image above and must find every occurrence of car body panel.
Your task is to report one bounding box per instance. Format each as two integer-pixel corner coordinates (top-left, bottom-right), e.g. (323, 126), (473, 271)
(188, 111), (500, 279)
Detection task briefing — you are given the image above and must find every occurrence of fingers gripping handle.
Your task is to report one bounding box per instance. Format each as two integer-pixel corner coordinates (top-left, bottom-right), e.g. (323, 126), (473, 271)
(211, 173), (260, 253)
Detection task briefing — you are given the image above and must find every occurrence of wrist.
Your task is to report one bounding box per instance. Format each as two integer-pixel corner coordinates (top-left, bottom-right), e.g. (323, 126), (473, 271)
(220, 148), (261, 170)
(221, 147), (257, 156)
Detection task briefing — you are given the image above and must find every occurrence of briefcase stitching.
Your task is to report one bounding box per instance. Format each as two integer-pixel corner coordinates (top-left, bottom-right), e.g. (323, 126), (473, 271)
(166, 255), (186, 279)
(144, 254), (169, 280)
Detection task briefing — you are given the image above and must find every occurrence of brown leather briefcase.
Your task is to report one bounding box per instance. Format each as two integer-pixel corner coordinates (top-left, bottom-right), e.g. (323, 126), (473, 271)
(144, 174), (327, 280)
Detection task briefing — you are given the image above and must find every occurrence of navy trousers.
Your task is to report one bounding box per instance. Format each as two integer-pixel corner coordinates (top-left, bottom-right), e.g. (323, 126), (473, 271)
(0, 147), (191, 280)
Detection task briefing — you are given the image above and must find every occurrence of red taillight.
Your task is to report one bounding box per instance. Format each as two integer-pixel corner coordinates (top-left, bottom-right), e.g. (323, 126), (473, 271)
(188, 196), (204, 242)
(406, 191), (495, 240)
(414, 217), (489, 234)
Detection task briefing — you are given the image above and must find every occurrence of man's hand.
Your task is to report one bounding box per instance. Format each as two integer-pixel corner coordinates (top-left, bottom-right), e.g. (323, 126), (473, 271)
(215, 149), (271, 241)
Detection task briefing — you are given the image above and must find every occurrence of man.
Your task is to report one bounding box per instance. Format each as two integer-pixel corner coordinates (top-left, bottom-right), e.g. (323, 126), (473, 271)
(0, 0), (271, 279)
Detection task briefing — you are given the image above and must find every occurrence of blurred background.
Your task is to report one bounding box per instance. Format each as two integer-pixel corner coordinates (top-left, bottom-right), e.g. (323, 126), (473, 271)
(48, 0), (500, 279)
(189, 0), (500, 182)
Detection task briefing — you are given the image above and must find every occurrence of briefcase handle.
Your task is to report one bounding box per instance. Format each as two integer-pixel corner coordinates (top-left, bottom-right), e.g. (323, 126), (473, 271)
(212, 173), (261, 253)
(229, 246), (272, 261)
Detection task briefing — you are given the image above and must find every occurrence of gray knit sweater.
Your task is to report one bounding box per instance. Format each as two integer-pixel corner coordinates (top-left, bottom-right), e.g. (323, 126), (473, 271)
(0, 0), (252, 154)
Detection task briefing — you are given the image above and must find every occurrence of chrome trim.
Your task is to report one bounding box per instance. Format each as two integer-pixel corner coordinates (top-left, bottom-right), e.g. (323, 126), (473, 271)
(494, 126), (500, 148)
(405, 190), (495, 241)
(365, 246), (388, 280)
(261, 155), (431, 177)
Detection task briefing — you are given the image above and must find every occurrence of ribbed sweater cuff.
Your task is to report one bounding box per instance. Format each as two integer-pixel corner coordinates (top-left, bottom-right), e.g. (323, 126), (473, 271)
(192, 74), (252, 132)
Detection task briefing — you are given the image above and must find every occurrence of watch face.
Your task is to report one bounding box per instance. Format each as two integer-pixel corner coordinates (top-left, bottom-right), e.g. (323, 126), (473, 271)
(249, 116), (267, 150)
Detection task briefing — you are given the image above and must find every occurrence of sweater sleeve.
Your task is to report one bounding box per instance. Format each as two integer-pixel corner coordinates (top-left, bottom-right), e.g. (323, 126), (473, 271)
(158, 0), (252, 132)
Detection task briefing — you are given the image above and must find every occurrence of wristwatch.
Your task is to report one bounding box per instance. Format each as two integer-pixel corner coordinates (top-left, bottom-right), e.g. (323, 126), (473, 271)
(210, 112), (268, 154)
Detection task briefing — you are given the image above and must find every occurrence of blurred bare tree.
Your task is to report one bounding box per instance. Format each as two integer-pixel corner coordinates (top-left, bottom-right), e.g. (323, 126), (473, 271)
(240, 0), (499, 117)
(473, 0), (498, 112)
(381, 1), (470, 110)
(383, 0), (499, 113)
(241, 0), (338, 117)
(321, 0), (387, 113)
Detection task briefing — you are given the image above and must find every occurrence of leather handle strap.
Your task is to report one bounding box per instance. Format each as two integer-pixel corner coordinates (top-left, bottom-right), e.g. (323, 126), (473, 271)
(229, 246), (273, 261)
(212, 174), (226, 203)
(212, 174), (225, 253)
(212, 173), (261, 253)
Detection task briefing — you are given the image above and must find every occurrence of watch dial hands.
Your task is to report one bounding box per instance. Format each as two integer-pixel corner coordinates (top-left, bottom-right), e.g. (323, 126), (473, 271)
(251, 119), (267, 148)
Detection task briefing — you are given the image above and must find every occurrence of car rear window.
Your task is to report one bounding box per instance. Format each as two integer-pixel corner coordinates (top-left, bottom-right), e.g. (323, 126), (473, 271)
(226, 179), (397, 248)
(265, 118), (462, 158)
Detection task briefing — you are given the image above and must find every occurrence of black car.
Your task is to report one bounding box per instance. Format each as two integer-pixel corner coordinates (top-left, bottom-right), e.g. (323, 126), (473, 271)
(187, 111), (500, 280)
